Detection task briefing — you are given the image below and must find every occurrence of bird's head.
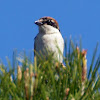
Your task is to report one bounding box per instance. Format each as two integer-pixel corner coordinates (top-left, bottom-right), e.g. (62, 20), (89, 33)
(35, 16), (60, 34)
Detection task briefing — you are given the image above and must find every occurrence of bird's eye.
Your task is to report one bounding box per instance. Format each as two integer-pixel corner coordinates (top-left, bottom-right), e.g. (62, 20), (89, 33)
(48, 20), (51, 22)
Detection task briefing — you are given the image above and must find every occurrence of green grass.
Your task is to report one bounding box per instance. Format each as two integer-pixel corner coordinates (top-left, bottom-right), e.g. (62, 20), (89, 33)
(0, 40), (100, 100)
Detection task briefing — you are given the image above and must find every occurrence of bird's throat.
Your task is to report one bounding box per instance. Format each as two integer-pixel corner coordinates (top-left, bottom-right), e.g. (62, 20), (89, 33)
(39, 25), (59, 34)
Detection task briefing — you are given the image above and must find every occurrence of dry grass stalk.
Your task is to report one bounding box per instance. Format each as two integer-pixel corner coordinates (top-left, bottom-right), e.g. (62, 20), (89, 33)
(64, 88), (70, 100)
(24, 68), (30, 100)
(81, 49), (87, 95)
(17, 66), (22, 81)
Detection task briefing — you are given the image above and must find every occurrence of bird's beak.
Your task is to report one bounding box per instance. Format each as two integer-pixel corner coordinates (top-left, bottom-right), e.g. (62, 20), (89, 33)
(35, 20), (43, 26)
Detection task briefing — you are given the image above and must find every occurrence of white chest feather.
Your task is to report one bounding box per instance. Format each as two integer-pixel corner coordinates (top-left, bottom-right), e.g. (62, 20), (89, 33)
(34, 25), (64, 62)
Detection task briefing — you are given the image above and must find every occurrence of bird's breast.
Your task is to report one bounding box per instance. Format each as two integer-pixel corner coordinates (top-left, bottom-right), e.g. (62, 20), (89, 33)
(34, 32), (64, 62)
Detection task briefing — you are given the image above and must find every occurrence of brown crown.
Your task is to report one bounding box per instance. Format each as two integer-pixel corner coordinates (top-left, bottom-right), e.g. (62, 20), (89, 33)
(39, 16), (60, 31)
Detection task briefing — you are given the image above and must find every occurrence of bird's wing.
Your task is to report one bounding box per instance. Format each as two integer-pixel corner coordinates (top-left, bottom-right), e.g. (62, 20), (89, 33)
(34, 35), (37, 56)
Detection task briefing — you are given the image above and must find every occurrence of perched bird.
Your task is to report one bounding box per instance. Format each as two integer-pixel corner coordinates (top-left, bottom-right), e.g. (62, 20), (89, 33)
(34, 16), (64, 62)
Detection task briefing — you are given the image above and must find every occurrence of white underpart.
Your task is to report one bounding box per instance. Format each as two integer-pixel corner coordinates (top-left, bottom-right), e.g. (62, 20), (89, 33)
(34, 24), (64, 62)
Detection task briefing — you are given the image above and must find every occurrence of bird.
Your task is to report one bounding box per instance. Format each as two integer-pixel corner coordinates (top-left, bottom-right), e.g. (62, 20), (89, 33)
(34, 16), (64, 62)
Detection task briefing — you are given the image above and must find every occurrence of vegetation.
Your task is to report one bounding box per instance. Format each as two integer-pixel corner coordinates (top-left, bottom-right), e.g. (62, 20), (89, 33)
(0, 40), (100, 100)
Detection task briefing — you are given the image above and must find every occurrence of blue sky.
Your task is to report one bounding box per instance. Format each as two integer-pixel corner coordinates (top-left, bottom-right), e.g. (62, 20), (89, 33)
(0, 0), (100, 68)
